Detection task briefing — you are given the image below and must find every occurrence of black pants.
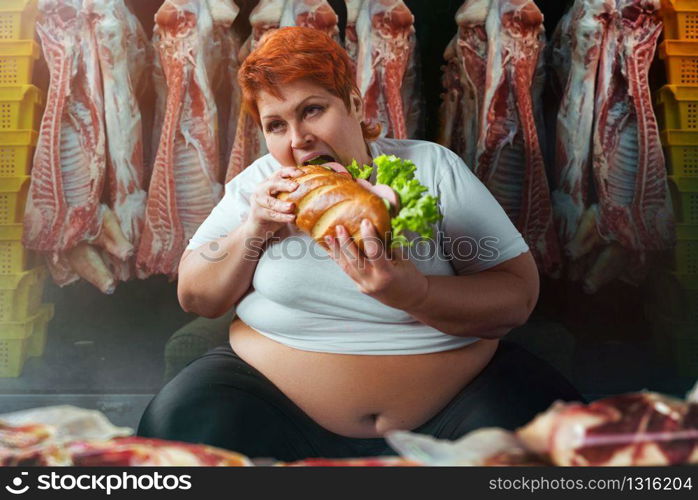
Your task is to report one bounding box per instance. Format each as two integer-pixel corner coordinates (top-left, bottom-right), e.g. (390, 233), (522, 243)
(137, 340), (583, 462)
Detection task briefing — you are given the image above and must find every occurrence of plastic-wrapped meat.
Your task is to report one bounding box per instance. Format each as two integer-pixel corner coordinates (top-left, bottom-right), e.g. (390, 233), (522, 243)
(517, 392), (698, 466)
(85, 0), (149, 283)
(475, 0), (560, 277)
(355, 0), (415, 139)
(0, 435), (251, 466)
(137, 0), (224, 279)
(386, 428), (546, 466)
(225, 0), (282, 183)
(66, 437), (251, 466)
(23, 0), (133, 294)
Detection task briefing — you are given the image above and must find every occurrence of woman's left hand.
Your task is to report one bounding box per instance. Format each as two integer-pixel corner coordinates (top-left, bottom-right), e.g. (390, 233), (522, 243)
(325, 219), (428, 311)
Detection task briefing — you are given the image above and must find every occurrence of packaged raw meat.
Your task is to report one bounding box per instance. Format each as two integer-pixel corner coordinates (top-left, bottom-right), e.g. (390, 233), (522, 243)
(0, 406), (251, 466)
(385, 381), (698, 466)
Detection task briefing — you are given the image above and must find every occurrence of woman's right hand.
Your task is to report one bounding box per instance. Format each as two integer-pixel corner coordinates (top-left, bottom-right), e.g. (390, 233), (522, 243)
(247, 166), (304, 237)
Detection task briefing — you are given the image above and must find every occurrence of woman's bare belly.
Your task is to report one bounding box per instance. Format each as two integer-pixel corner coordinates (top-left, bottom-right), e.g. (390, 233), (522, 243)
(229, 318), (499, 438)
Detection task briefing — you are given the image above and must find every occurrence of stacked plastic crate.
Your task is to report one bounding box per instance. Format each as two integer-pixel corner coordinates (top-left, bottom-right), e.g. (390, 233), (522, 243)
(655, 0), (698, 377)
(0, 0), (53, 377)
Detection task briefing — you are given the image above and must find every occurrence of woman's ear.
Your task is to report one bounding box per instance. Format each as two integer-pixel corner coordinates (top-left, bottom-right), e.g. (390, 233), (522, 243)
(349, 91), (363, 120)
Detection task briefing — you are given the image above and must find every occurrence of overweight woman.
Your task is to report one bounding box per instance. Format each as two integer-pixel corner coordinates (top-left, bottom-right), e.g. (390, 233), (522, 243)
(138, 27), (582, 461)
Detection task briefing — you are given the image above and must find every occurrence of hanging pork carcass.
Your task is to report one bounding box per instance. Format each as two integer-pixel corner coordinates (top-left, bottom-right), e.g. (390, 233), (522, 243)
(437, 35), (464, 155)
(563, 0), (675, 293)
(355, 0), (417, 140)
(225, 0), (284, 183)
(280, 0), (339, 40)
(474, 0), (561, 277)
(208, 0), (240, 182)
(345, 0), (362, 64)
(137, 0), (224, 279)
(552, 0), (615, 256)
(151, 0), (238, 185)
(23, 0), (134, 294)
(86, 0), (149, 284)
(438, 0), (489, 168)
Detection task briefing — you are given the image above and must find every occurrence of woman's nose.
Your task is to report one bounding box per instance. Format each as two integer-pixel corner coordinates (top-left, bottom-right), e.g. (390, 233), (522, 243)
(290, 126), (314, 149)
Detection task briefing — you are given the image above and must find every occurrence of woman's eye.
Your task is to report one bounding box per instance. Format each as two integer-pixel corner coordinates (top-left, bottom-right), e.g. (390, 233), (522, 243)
(304, 105), (323, 118)
(266, 121), (284, 133)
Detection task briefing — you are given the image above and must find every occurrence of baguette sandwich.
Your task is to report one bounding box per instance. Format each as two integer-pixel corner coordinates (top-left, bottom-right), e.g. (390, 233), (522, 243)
(276, 154), (441, 252)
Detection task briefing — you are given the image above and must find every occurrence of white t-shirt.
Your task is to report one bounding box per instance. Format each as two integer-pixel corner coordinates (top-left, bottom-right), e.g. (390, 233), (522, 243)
(186, 138), (529, 355)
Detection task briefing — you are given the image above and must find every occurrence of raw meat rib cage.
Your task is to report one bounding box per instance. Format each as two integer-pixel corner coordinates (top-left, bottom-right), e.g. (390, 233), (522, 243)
(136, 0), (225, 280)
(23, 0), (135, 294)
(551, 0), (676, 292)
(439, 0), (561, 277)
(355, 0), (417, 141)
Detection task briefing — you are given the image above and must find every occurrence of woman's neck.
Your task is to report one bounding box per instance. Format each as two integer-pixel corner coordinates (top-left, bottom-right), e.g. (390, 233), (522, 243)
(360, 141), (373, 166)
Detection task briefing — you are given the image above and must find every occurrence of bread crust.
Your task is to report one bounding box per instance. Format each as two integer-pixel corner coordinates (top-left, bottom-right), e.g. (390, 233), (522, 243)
(275, 166), (391, 251)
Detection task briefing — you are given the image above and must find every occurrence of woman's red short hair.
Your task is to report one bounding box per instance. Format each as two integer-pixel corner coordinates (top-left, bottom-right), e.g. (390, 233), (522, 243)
(237, 26), (380, 141)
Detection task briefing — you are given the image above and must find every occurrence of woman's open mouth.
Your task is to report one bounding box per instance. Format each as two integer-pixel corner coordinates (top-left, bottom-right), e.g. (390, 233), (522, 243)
(302, 154), (336, 166)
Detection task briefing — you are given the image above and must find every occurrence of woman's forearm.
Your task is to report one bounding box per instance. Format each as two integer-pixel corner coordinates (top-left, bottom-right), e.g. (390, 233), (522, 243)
(177, 221), (267, 318)
(402, 270), (536, 339)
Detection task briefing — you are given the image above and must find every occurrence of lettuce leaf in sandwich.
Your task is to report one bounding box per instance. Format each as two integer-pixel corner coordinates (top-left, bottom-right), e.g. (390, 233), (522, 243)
(349, 155), (442, 248)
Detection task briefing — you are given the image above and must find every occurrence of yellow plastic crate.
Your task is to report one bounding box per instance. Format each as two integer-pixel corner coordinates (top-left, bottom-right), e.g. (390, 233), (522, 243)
(668, 175), (698, 223)
(0, 176), (29, 224)
(673, 224), (698, 275)
(0, 223), (29, 274)
(660, 0), (698, 39)
(0, 0), (37, 40)
(659, 40), (698, 84)
(0, 303), (53, 377)
(0, 85), (42, 130)
(0, 40), (39, 85)
(0, 266), (45, 322)
(0, 129), (38, 177)
(660, 129), (698, 175)
(656, 86), (698, 129)
(26, 302), (53, 358)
